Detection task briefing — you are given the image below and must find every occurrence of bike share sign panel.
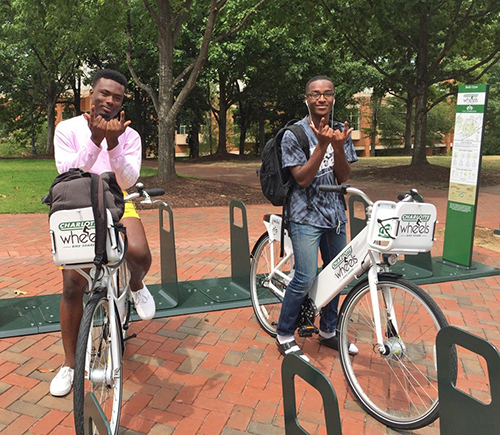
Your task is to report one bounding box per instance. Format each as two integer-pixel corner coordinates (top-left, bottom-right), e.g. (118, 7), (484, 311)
(367, 200), (437, 253)
(443, 84), (489, 267)
(49, 207), (122, 266)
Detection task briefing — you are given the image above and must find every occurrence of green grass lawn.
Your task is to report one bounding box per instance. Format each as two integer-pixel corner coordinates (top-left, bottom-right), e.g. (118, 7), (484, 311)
(0, 159), (157, 214)
(0, 156), (497, 213)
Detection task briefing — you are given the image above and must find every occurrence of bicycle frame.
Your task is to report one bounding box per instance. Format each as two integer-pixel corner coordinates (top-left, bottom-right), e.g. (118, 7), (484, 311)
(263, 186), (437, 353)
(74, 260), (126, 388)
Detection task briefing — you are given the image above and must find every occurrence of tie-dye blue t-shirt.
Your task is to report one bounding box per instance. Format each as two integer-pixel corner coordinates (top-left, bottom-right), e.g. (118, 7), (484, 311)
(281, 117), (357, 228)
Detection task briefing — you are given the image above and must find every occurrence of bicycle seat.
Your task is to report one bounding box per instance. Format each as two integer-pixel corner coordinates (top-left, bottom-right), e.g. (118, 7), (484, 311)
(264, 213), (281, 222)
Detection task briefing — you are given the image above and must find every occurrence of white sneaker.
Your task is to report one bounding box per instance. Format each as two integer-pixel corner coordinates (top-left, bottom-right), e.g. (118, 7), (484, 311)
(131, 284), (156, 320)
(50, 366), (74, 397)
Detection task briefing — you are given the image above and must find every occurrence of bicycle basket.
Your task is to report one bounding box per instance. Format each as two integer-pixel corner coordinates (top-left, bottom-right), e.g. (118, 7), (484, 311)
(367, 200), (437, 254)
(49, 207), (124, 267)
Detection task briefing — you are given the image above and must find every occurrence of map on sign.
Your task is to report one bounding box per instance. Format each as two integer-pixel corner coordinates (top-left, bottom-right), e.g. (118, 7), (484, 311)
(450, 112), (484, 185)
(453, 113), (483, 142)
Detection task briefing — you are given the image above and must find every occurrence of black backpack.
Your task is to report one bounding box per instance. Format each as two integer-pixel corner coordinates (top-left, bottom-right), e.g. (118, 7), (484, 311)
(259, 120), (309, 207)
(259, 120), (310, 256)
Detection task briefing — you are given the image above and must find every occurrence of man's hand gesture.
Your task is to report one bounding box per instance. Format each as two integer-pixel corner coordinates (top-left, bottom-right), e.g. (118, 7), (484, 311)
(83, 106), (107, 146)
(106, 111), (131, 150)
(310, 118), (354, 152)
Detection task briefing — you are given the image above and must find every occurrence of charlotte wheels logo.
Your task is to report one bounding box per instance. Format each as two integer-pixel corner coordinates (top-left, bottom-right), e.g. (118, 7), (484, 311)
(58, 220), (95, 231)
(399, 214), (432, 236)
(331, 246), (358, 279)
(57, 220), (96, 246)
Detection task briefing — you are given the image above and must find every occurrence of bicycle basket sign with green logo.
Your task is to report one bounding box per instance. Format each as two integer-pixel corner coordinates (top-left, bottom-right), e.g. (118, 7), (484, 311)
(369, 201), (437, 253)
(58, 220), (95, 231)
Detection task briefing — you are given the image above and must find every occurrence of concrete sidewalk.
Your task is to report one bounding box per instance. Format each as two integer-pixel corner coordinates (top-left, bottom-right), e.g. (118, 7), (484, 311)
(0, 173), (499, 434)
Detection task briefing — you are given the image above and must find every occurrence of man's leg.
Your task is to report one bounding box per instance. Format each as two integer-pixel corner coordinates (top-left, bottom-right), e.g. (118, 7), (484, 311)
(50, 269), (87, 396)
(122, 216), (155, 319)
(275, 223), (323, 361)
(318, 225), (358, 354)
(122, 217), (152, 291)
(318, 225), (346, 334)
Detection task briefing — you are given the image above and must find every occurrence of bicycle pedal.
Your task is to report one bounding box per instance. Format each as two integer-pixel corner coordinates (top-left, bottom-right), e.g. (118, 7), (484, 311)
(124, 333), (137, 342)
(298, 325), (319, 338)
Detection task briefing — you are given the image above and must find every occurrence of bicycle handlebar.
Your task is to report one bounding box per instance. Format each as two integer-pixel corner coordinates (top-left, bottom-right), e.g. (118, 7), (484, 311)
(124, 185), (165, 203)
(143, 188), (165, 197)
(319, 184), (424, 205)
(319, 184), (374, 206)
(318, 184), (349, 194)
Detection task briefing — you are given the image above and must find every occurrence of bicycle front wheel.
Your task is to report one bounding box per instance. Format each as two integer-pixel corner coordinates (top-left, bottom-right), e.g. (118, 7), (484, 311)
(337, 275), (456, 430)
(250, 233), (294, 337)
(74, 290), (123, 435)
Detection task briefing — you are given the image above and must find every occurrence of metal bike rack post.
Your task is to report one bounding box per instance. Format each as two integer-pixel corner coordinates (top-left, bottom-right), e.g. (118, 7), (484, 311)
(281, 354), (342, 434)
(348, 194), (368, 240)
(84, 392), (111, 435)
(230, 200), (251, 293)
(159, 202), (179, 308)
(437, 326), (500, 435)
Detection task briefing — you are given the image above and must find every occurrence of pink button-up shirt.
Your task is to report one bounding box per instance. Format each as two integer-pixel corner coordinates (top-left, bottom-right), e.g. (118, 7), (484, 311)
(54, 115), (142, 190)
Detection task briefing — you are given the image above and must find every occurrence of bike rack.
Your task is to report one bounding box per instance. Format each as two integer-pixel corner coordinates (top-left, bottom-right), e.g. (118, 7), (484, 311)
(141, 199), (252, 319)
(281, 354), (342, 434)
(348, 194), (499, 284)
(0, 201), (252, 337)
(0, 197), (498, 338)
(84, 392), (111, 434)
(437, 326), (500, 435)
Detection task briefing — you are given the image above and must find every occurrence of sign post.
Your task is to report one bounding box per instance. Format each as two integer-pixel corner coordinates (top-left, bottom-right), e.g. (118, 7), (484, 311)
(442, 84), (489, 267)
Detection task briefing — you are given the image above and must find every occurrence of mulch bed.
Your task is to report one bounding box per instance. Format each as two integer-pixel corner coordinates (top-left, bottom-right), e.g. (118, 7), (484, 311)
(136, 175), (267, 208)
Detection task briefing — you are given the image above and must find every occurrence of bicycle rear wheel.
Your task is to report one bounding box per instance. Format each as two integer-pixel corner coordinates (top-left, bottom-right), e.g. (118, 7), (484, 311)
(250, 233), (294, 337)
(74, 290), (123, 435)
(337, 275), (456, 430)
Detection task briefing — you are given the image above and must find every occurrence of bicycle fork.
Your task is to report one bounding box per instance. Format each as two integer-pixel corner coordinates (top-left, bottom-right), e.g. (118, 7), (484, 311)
(367, 252), (400, 356)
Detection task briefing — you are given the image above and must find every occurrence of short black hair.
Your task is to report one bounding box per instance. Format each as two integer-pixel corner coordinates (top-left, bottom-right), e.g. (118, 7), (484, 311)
(305, 75), (334, 94)
(92, 69), (127, 91)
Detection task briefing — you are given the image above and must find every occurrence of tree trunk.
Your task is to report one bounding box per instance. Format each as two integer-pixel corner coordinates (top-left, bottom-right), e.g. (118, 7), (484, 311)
(157, 114), (176, 181)
(133, 89), (147, 160)
(257, 108), (265, 155)
(370, 95), (379, 157)
(72, 75), (82, 116)
(404, 92), (414, 155)
(189, 123), (200, 159)
(411, 8), (430, 166)
(156, 2), (176, 182)
(216, 73), (228, 155)
(45, 80), (57, 155)
(412, 83), (429, 165)
(239, 104), (250, 155)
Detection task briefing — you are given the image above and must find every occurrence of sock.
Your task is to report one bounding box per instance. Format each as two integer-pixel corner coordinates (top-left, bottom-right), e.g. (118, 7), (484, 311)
(319, 330), (336, 339)
(277, 334), (295, 344)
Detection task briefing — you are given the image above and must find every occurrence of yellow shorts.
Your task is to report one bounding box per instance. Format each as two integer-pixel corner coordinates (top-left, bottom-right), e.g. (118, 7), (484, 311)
(122, 192), (140, 220)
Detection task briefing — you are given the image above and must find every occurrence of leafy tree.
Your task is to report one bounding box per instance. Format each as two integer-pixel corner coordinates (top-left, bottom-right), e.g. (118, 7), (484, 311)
(0, 0), (122, 155)
(483, 62), (500, 154)
(322, 0), (500, 165)
(125, 0), (267, 181)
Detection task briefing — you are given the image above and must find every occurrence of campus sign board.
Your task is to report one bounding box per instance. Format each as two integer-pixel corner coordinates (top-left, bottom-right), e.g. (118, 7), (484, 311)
(442, 84), (489, 267)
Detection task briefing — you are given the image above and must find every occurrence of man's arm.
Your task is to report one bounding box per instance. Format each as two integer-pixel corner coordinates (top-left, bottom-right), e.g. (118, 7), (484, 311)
(107, 129), (142, 190)
(54, 121), (102, 174)
(290, 119), (353, 187)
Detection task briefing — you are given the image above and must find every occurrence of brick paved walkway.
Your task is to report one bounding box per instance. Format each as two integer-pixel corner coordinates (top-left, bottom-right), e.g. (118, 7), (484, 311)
(0, 173), (499, 434)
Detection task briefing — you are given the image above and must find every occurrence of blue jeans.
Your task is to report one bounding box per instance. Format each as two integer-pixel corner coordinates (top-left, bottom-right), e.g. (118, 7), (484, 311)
(276, 221), (347, 336)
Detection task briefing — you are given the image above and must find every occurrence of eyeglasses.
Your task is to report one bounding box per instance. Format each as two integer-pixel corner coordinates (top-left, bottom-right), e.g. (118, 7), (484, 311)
(306, 91), (335, 100)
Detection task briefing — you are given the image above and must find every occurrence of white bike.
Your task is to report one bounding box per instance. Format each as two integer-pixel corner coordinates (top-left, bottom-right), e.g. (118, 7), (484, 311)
(250, 184), (457, 430)
(49, 183), (164, 435)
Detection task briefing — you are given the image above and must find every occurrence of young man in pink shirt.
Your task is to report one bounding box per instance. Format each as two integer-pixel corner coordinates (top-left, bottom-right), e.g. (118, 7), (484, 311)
(50, 69), (156, 397)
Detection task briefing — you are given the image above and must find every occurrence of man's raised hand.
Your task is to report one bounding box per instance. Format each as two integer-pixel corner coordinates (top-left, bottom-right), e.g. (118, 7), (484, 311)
(331, 121), (354, 150)
(106, 111), (131, 150)
(83, 105), (107, 146)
